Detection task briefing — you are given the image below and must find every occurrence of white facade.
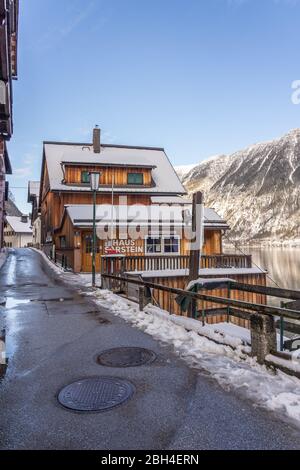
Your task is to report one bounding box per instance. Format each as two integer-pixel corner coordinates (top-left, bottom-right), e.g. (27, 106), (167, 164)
(32, 216), (41, 248)
(4, 216), (33, 248)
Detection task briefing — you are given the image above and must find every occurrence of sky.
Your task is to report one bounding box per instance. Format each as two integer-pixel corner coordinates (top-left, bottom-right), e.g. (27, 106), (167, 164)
(7, 0), (300, 213)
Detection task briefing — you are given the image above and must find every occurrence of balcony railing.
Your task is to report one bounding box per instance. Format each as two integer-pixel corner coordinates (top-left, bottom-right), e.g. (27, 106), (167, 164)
(102, 254), (252, 275)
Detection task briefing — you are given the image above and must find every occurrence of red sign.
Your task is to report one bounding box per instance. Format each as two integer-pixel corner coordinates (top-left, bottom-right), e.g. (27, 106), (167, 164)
(105, 247), (118, 255)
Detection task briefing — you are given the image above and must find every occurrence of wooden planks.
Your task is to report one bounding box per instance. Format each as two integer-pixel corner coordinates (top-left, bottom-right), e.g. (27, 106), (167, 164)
(64, 166), (152, 187)
(145, 273), (267, 327)
(118, 254), (253, 272)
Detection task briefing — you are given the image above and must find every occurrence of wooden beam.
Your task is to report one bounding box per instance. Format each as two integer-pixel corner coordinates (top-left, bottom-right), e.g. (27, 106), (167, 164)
(102, 273), (300, 321)
(232, 282), (300, 301)
(188, 191), (203, 282)
(187, 191), (203, 318)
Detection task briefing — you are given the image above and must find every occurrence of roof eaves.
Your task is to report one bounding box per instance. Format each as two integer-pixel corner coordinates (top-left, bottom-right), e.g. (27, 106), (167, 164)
(43, 140), (165, 152)
(62, 161), (157, 169)
(50, 188), (187, 196)
(4, 142), (12, 174)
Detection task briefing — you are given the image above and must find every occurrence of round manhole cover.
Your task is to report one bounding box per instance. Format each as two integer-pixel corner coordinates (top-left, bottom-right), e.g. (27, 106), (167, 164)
(97, 347), (157, 368)
(58, 377), (135, 412)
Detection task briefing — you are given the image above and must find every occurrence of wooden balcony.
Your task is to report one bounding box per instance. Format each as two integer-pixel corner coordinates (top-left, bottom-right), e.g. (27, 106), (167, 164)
(102, 254), (252, 274)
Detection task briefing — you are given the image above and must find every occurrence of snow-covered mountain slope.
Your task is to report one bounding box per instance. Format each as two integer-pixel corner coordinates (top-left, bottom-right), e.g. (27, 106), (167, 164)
(175, 164), (197, 180)
(178, 129), (300, 243)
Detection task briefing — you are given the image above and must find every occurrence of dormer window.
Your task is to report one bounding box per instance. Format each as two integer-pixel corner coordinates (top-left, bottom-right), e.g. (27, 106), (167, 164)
(81, 171), (90, 184)
(127, 173), (144, 185)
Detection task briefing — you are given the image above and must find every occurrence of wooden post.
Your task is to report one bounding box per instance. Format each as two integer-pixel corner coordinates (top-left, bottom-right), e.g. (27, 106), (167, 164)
(188, 191), (203, 282)
(139, 286), (152, 312)
(187, 191), (203, 318)
(250, 313), (277, 364)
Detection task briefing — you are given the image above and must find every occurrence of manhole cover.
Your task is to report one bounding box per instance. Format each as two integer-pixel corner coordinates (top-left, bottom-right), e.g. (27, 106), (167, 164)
(97, 347), (157, 368)
(58, 377), (135, 412)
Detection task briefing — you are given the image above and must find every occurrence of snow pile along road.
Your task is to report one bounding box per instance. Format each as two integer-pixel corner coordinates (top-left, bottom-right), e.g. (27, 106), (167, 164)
(33, 250), (300, 427)
(90, 288), (300, 426)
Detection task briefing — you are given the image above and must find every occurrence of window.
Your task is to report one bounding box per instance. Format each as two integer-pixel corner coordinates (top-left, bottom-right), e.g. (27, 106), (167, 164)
(164, 237), (179, 254)
(127, 173), (144, 185)
(146, 237), (162, 254)
(85, 235), (100, 254)
(145, 236), (180, 254)
(81, 171), (90, 184)
(60, 236), (66, 248)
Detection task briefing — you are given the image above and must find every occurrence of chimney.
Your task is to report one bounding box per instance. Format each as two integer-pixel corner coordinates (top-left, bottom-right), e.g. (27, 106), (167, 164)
(21, 215), (28, 224)
(93, 125), (101, 153)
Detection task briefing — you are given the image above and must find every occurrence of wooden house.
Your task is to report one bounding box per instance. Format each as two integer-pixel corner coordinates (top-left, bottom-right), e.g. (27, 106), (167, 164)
(39, 127), (267, 326)
(28, 181), (41, 248)
(39, 127), (233, 273)
(4, 214), (32, 248)
(0, 0), (19, 248)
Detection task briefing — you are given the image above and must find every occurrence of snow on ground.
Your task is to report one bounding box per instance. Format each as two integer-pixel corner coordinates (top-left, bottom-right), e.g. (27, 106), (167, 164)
(31, 248), (102, 286)
(212, 322), (251, 345)
(34, 249), (300, 425)
(90, 289), (300, 425)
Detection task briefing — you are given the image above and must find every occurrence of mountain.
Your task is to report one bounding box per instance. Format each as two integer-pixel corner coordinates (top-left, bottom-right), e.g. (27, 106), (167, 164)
(177, 129), (300, 244)
(5, 197), (22, 217)
(175, 164), (197, 180)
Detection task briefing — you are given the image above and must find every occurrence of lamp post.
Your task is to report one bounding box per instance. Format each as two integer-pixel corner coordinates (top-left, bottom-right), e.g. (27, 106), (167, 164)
(89, 172), (101, 287)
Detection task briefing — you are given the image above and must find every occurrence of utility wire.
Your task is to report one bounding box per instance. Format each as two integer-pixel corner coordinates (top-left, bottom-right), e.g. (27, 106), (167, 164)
(223, 231), (282, 289)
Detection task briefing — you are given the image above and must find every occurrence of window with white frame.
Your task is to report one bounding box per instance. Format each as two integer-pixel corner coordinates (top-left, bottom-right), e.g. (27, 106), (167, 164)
(146, 237), (162, 254)
(145, 236), (180, 254)
(164, 236), (180, 254)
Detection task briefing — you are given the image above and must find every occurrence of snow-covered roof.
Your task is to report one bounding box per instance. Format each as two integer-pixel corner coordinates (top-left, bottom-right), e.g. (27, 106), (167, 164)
(203, 208), (224, 222)
(6, 216), (32, 234)
(43, 143), (186, 195)
(126, 267), (267, 278)
(64, 204), (229, 229)
(186, 277), (236, 291)
(151, 199), (228, 226)
(151, 196), (191, 205)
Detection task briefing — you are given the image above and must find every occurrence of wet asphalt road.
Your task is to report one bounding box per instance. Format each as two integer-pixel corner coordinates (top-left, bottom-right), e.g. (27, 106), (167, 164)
(0, 248), (300, 450)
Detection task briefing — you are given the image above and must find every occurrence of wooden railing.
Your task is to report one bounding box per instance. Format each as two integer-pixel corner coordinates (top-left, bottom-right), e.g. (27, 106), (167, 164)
(48, 249), (73, 270)
(101, 273), (300, 366)
(102, 254), (252, 274)
(102, 273), (300, 319)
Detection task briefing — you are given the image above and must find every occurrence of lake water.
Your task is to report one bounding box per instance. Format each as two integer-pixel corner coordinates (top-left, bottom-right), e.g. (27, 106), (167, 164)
(224, 246), (300, 307)
(243, 247), (300, 292)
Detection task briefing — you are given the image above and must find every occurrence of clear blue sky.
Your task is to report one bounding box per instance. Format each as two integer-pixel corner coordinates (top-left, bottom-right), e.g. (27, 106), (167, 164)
(7, 0), (300, 213)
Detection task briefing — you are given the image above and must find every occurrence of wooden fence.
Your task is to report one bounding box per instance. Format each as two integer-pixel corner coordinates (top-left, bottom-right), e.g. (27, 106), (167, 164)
(102, 273), (300, 321)
(101, 273), (300, 366)
(101, 254), (252, 274)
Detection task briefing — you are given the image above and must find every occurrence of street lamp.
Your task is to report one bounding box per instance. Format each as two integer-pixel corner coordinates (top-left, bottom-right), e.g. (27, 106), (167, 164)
(89, 172), (101, 287)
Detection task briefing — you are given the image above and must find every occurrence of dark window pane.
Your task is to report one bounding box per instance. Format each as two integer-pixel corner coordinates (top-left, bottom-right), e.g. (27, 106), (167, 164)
(60, 236), (66, 248)
(127, 173), (144, 185)
(81, 171), (90, 184)
(146, 237), (162, 253)
(85, 235), (101, 253)
(85, 235), (92, 253)
(164, 237), (179, 254)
